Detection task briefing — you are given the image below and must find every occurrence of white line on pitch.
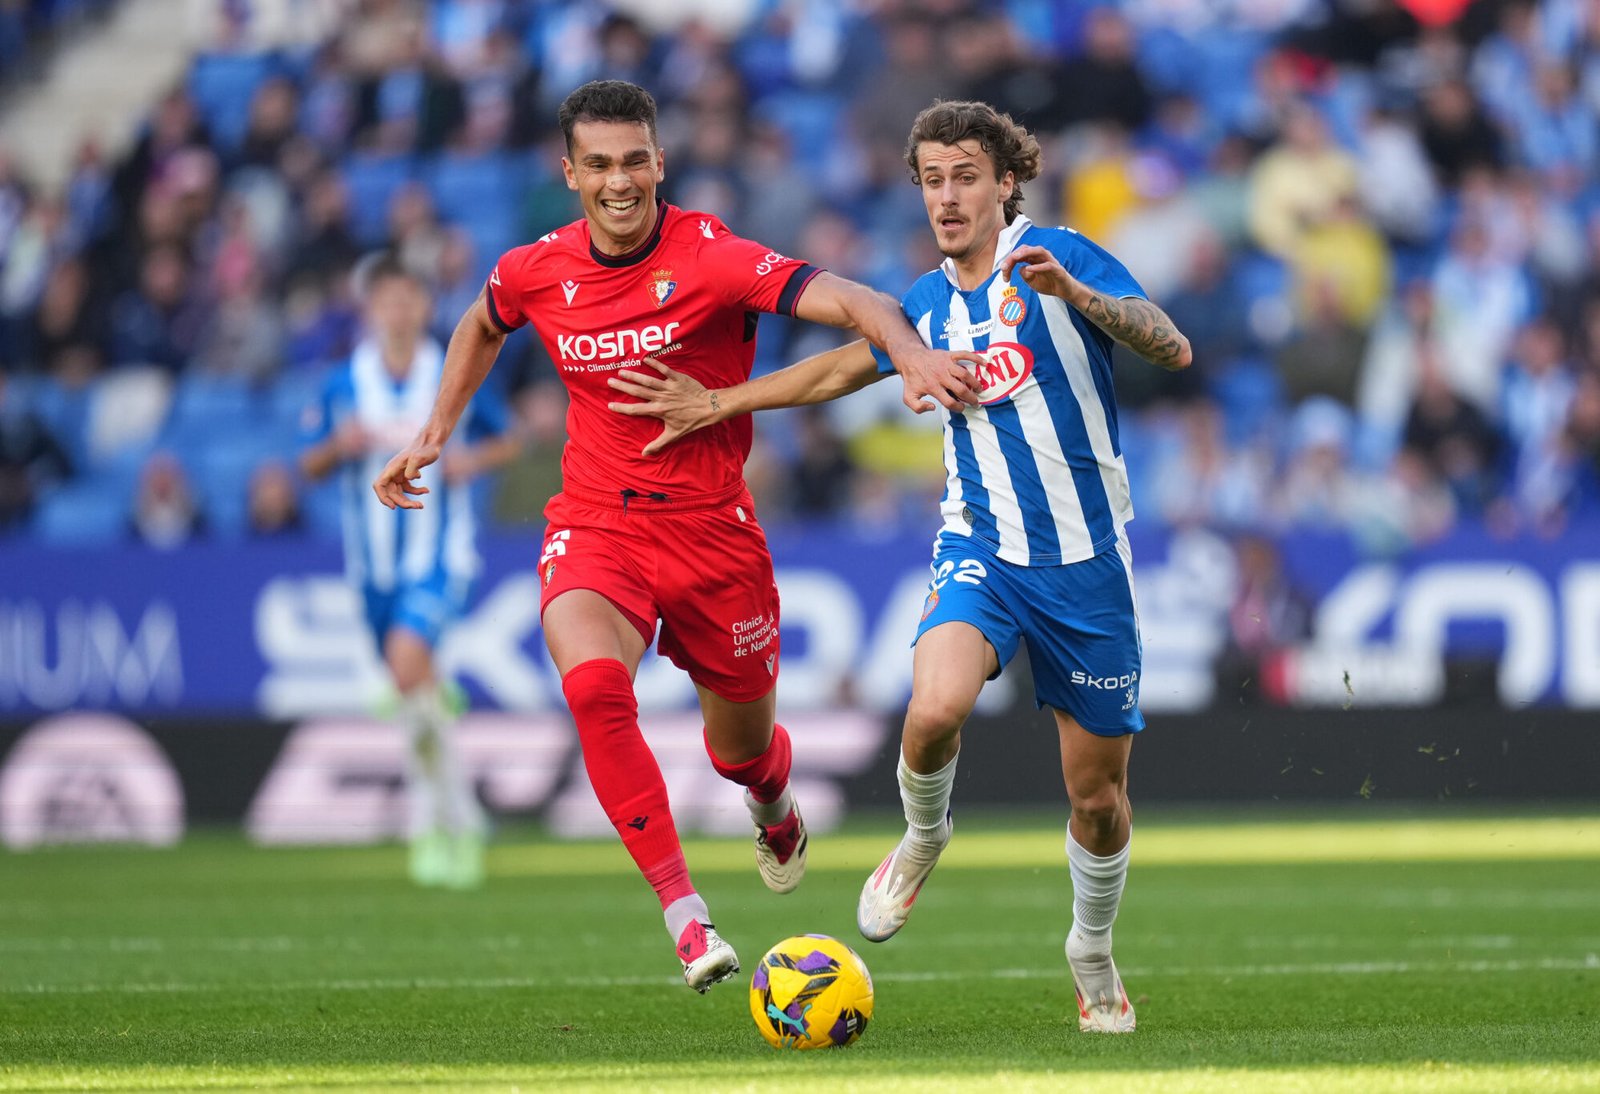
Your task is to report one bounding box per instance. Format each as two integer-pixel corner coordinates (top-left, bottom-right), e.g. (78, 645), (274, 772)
(5, 955), (1597, 996)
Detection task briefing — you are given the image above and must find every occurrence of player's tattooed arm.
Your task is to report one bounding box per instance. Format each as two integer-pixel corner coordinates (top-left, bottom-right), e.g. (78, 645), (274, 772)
(1076, 291), (1191, 371)
(999, 244), (1192, 371)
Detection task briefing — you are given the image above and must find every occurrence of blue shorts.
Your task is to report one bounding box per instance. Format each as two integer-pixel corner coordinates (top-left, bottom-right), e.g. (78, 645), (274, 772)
(912, 532), (1145, 736)
(362, 571), (470, 650)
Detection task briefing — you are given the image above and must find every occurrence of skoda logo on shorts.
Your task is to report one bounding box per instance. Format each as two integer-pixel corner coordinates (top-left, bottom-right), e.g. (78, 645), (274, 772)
(976, 342), (1035, 405)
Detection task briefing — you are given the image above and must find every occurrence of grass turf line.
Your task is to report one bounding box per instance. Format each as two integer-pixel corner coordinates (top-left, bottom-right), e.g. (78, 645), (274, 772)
(1, 814), (1596, 1091)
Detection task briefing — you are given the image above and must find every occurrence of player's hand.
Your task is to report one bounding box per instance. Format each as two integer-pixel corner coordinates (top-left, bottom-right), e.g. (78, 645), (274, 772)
(891, 346), (983, 414)
(372, 436), (440, 510)
(607, 358), (717, 456)
(333, 420), (370, 460)
(999, 244), (1080, 303)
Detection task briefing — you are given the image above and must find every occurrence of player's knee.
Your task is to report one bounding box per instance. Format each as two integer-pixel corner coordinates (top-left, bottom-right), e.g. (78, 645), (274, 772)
(1068, 782), (1125, 833)
(904, 690), (971, 744)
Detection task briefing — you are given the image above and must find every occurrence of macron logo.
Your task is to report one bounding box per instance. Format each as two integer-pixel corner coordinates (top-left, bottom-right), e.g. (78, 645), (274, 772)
(699, 219), (714, 239)
(490, 267), (501, 287)
(562, 280), (579, 306)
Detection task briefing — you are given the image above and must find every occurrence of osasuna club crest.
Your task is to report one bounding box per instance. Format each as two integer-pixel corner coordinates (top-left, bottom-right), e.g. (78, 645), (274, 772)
(648, 268), (677, 307)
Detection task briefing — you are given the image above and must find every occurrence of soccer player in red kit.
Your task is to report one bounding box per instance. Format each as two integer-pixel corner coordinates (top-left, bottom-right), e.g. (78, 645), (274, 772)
(373, 80), (977, 993)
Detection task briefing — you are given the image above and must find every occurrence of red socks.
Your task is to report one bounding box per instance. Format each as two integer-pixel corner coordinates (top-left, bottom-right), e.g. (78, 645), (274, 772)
(562, 658), (693, 907)
(705, 722), (792, 804)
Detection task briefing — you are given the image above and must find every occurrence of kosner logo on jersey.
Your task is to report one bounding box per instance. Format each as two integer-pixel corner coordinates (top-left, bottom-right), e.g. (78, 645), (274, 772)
(556, 322), (681, 363)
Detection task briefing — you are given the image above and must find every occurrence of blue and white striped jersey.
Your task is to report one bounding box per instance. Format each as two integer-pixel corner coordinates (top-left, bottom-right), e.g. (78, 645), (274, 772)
(873, 216), (1145, 566)
(306, 338), (510, 592)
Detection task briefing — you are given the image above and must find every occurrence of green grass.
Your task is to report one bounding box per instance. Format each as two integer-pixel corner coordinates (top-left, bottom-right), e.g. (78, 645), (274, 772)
(3, 812), (1598, 1092)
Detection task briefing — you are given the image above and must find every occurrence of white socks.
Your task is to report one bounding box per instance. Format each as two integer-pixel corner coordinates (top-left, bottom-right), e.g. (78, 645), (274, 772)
(401, 684), (483, 837)
(664, 893), (711, 943)
(745, 784), (793, 827)
(1066, 827), (1130, 953)
(898, 751), (957, 851)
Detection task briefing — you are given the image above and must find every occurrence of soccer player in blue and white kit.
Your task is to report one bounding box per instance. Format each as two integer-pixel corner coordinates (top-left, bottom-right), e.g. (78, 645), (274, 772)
(607, 100), (1191, 1032)
(301, 256), (521, 888)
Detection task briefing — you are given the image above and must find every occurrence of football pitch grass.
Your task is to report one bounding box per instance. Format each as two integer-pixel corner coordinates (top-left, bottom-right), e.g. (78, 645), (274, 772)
(3, 810), (1598, 1092)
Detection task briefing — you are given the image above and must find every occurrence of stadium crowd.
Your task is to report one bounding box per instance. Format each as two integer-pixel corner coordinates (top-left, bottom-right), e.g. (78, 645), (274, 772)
(1, 0), (1599, 551)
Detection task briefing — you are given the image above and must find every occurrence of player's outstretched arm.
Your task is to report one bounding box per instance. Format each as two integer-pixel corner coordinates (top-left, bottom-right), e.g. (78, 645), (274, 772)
(609, 339), (883, 456)
(790, 271), (981, 413)
(373, 289), (507, 509)
(999, 245), (1193, 371)
(301, 419), (368, 482)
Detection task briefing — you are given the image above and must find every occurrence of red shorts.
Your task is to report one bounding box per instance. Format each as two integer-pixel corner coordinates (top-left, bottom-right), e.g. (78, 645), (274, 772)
(538, 484), (780, 703)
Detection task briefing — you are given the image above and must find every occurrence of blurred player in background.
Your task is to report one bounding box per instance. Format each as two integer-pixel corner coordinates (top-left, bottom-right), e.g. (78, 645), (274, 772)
(608, 99), (1192, 1030)
(302, 256), (520, 889)
(371, 81), (974, 992)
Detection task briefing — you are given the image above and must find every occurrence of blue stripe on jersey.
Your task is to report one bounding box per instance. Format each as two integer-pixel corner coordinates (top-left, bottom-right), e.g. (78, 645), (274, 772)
(1036, 354), (1114, 548)
(947, 413), (997, 544)
(983, 398), (1061, 560)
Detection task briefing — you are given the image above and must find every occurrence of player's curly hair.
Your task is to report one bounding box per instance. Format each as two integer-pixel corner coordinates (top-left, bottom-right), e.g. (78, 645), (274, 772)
(558, 80), (659, 155)
(905, 100), (1042, 224)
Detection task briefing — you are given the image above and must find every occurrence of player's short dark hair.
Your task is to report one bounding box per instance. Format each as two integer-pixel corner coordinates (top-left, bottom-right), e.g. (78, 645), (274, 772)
(906, 100), (1042, 224)
(558, 80), (659, 155)
(355, 252), (424, 301)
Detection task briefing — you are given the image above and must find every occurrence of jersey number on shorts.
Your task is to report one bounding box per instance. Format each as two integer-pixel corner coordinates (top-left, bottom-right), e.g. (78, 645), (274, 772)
(540, 529), (571, 567)
(931, 557), (988, 590)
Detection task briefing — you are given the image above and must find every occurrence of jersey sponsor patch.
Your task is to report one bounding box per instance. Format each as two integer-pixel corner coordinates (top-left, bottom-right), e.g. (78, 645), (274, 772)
(975, 341), (1035, 405)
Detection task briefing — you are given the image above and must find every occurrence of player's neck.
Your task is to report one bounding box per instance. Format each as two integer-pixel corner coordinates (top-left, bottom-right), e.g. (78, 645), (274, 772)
(379, 337), (417, 376)
(589, 201), (661, 258)
(952, 237), (1000, 292)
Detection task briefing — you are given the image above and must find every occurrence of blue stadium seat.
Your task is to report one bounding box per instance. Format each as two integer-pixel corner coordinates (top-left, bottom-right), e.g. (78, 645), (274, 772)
(342, 155), (417, 246)
(425, 152), (525, 263)
(192, 440), (271, 540)
(755, 93), (846, 162)
(162, 374), (260, 452)
(270, 369), (328, 439)
(31, 480), (128, 546)
(1208, 356), (1285, 447)
(187, 53), (276, 152)
(1232, 250), (1290, 309)
(28, 378), (91, 470)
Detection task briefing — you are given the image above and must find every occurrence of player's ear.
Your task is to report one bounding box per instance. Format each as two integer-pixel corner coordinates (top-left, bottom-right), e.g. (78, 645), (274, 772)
(562, 157), (577, 191)
(654, 146), (665, 182)
(999, 170), (1015, 204)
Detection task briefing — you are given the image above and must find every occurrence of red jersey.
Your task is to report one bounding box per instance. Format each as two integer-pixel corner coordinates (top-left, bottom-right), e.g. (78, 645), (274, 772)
(485, 202), (821, 505)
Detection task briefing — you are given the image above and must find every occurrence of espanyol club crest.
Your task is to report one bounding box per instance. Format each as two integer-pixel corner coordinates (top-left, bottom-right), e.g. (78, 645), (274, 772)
(997, 284), (1027, 327)
(975, 341), (1035, 405)
(648, 268), (677, 308)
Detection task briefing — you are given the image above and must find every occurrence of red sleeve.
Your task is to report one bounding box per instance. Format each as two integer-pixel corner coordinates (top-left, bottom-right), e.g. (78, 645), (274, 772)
(696, 218), (823, 317)
(484, 243), (539, 333)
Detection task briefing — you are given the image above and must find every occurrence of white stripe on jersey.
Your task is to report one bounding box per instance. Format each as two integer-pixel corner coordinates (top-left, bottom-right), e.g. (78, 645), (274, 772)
(983, 274), (1095, 561)
(1039, 294), (1134, 532)
(943, 292), (1029, 559)
(400, 463), (442, 582)
(346, 338), (480, 591)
